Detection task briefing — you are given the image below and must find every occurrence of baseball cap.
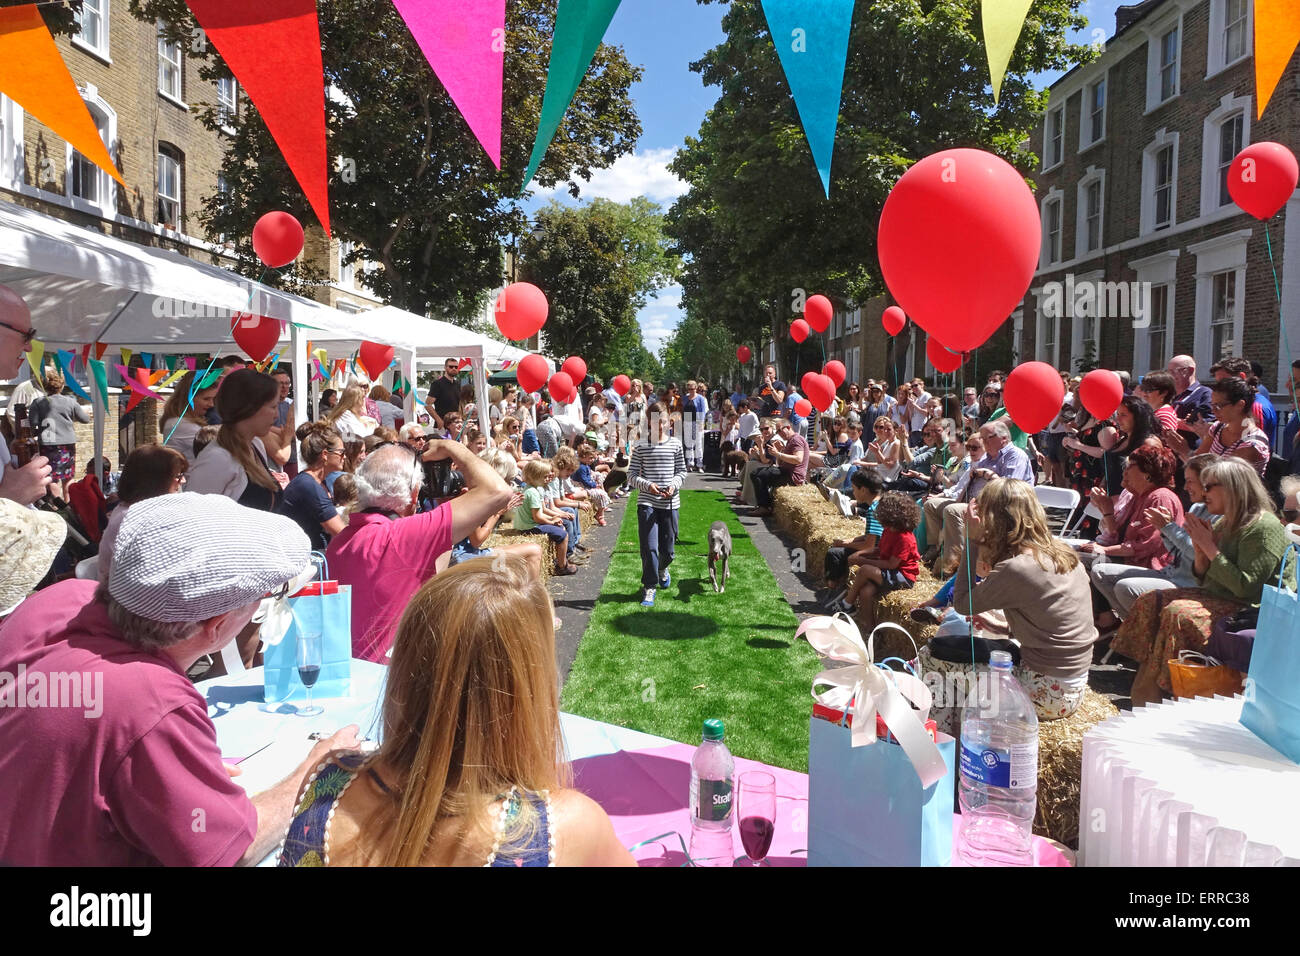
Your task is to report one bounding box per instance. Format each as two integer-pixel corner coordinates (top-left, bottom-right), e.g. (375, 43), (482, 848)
(108, 493), (312, 622)
(0, 500), (68, 615)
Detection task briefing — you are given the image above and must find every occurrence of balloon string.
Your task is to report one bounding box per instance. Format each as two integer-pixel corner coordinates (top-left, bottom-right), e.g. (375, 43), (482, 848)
(1265, 222), (1299, 418)
(163, 265), (272, 446)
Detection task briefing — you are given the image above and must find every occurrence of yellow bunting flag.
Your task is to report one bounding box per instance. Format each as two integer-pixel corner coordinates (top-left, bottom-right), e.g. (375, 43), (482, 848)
(120, 348), (133, 367)
(26, 339), (44, 379)
(981, 0), (1035, 105)
(312, 348), (328, 366)
(0, 5), (124, 187)
(1255, 0), (1300, 117)
(160, 368), (188, 388)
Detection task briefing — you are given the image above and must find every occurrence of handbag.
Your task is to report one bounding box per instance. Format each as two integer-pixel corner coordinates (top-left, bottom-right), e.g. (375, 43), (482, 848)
(1241, 545), (1300, 762)
(263, 554), (353, 703)
(1166, 650), (1245, 700)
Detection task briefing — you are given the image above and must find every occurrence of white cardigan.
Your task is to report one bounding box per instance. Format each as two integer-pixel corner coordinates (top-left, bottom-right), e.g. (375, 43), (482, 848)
(187, 437), (270, 501)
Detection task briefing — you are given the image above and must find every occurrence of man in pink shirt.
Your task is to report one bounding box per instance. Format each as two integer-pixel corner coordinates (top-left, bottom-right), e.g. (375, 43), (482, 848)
(0, 493), (358, 866)
(326, 439), (512, 662)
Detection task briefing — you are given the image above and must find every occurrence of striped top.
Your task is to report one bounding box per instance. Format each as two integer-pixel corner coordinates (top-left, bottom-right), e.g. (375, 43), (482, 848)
(628, 437), (686, 510)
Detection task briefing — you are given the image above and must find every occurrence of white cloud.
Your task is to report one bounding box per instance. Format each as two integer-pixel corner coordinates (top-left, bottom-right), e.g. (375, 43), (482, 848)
(532, 146), (686, 205)
(637, 285), (684, 355)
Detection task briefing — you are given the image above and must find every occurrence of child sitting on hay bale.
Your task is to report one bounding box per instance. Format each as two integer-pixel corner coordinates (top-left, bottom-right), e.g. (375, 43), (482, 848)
(832, 491), (922, 631)
(822, 469), (886, 609)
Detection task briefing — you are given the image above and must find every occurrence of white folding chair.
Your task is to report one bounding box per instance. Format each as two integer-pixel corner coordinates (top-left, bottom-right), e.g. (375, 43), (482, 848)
(1034, 485), (1080, 534)
(1059, 502), (1103, 540)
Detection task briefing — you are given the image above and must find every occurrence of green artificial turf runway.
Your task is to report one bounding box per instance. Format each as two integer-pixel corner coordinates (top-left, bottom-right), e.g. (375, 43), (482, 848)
(560, 489), (822, 771)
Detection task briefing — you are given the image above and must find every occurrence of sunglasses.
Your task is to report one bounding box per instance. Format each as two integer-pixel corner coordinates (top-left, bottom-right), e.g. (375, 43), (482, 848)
(372, 440), (421, 462)
(0, 318), (37, 343)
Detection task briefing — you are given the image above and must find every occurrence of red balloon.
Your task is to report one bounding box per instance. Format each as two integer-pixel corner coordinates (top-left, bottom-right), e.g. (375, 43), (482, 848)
(1004, 362), (1067, 434)
(804, 295), (833, 333)
(801, 373), (836, 413)
(793, 398), (813, 418)
(494, 283), (549, 341)
(790, 318), (810, 343)
(230, 313), (281, 362)
(882, 306), (907, 336)
(878, 148), (1040, 352)
(516, 353), (549, 393)
(822, 360), (846, 388)
(612, 374), (631, 396)
(561, 355), (587, 383)
(567, 389), (579, 404)
(359, 341), (395, 378)
(252, 211), (305, 268)
(926, 338), (963, 373)
(736, 345), (752, 365)
(548, 372), (573, 400)
(1227, 142), (1299, 220)
(1079, 368), (1124, 421)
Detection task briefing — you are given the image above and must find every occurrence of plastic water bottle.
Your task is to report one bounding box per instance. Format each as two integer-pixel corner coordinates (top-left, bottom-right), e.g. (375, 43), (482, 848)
(957, 650), (1038, 866)
(689, 718), (735, 866)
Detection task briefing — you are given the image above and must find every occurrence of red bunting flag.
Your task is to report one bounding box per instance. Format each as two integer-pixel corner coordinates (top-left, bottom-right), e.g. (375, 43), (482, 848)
(183, 0), (331, 233)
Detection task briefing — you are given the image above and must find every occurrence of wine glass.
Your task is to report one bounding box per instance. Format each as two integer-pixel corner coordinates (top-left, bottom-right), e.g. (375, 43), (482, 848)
(296, 631), (323, 717)
(736, 771), (776, 866)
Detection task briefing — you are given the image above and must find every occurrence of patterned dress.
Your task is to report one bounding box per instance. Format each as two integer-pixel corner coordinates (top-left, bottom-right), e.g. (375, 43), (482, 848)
(1109, 587), (1245, 695)
(1066, 418), (1113, 539)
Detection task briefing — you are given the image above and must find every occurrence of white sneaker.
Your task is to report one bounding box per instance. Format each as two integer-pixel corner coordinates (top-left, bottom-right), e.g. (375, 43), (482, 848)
(833, 491), (854, 518)
(641, 588), (656, 607)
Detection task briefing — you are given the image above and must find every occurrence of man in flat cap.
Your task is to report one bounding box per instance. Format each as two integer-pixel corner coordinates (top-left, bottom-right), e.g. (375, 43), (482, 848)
(0, 493), (357, 866)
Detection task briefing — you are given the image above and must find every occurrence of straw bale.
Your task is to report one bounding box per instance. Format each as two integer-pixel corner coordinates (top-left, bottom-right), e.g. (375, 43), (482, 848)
(773, 485), (866, 579)
(1033, 688), (1119, 848)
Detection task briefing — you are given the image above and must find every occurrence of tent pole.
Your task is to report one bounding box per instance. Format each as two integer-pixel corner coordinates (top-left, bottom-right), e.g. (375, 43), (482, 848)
(472, 352), (489, 438)
(290, 323), (307, 469)
(402, 348), (417, 425)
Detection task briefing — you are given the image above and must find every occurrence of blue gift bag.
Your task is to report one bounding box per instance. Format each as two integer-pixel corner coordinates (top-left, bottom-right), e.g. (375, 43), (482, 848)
(263, 558), (352, 704)
(808, 716), (957, 867)
(1241, 545), (1300, 763)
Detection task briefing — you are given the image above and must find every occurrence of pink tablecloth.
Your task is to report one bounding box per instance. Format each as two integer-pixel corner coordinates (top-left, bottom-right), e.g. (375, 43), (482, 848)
(567, 723), (1073, 867)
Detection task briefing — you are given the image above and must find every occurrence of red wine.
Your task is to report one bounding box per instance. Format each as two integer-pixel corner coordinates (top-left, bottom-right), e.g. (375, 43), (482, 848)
(739, 816), (774, 860)
(298, 665), (321, 688)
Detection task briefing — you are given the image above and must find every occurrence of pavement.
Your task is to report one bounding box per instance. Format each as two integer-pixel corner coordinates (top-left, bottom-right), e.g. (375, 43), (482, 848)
(551, 468), (1136, 709)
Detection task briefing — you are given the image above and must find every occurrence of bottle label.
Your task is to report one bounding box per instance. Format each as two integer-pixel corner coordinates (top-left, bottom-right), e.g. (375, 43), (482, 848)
(960, 741), (1037, 789)
(695, 779), (733, 823)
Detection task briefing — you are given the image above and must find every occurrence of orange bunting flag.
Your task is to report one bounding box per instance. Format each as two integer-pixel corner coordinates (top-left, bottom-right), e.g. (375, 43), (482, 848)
(1255, 0), (1300, 117)
(0, 5), (124, 187)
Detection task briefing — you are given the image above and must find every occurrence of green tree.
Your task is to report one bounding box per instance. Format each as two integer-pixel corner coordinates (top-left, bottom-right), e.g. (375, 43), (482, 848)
(666, 0), (1092, 377)
(598, 318), (662, 383)
(658, 312), (743, 389)
(518, 196), (678, 367)
(129, 0), (642, 319)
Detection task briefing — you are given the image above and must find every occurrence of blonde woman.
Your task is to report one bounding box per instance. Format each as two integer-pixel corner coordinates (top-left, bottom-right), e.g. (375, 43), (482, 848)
(159, 370), (220, 464)
(326, 384), (377, 444)
(917, 478), (1097, 735)
(278, 555), (633, 866)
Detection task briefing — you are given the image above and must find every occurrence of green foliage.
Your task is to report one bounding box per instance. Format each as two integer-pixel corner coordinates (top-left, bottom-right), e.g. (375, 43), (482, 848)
(597, 318), (662, 383)
(1074, 340), (1100, 374)
(519, 197), (678, 369)
(659, 313), (743, 388)
(666, 0), (1093, 375)
(128, 0), (642, 319)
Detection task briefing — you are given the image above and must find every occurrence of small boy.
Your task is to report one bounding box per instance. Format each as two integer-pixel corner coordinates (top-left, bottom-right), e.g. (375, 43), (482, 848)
(835, 491), (921, 631)
(823, 469), (885, 608)
(573, 444), (612, 525)
(543, 453), (587, 563)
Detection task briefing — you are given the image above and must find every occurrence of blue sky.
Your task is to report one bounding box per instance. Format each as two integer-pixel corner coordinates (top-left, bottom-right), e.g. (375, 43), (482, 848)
(527, 0), (1126, 355)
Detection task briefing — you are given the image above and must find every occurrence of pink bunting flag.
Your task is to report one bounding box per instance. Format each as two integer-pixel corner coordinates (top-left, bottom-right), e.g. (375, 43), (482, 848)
(391, 0), (506, 168)
(115, 364), (163, 413)
(184, 356), (197, 371)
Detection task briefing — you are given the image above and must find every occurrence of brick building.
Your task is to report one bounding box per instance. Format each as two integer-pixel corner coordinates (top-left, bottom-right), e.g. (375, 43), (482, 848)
(1013, 0), (1300, 405)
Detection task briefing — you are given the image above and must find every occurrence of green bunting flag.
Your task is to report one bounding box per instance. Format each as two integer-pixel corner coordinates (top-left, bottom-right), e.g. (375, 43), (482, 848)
(520, 0), (623, 191)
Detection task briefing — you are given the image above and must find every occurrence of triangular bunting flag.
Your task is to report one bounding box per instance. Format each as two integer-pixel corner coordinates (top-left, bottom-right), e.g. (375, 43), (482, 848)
(140, 352), (154, 368)
(89, 358), (109, 406)
(199, 366), (223, 389)
(392, 0), (506, 168)
(184, 0), (331, 233)
(148, 368), (169, 386)
(312, 348), (327, 365)
(79, 343), (91, 371)
(120, 348), (132, 367)
(184, 356), (197, 371)
(980, 0), (1035, 105)
(1255, 0), (1300, 117)
(115, 365), (162, 414)
(164, 355), (179, 371)
(0, 5), (124, 188)
(521, 0), (623, 189)
(94, 342), (108, 360)
(760, 0), (855, 197)
(160, 368), (188, 388)
(54, 350), (92, 403)
(26, 339), (44, 379)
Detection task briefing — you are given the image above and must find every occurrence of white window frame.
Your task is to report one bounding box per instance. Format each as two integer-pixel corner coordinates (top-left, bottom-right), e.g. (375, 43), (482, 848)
(216, 76), (238, 131)
(1145, 16), (1182, 112)
(1032, 289), (1062, 368)
(1040, 187), (1065, 268)
(1207, 0), (1252, 78)
(156, 146), (182, 228)
(1128, 249), (1181, 376)
(1080, 73), (1106, 151)
(1140, 129), (1179, 236)
(72, 0), (111, 63)
(157, 26), (186, 106)
(1075, 167), (1106, 258)
(1189, 230), (1251, 372)
(339, 239), (356, 288)
(1199, 92), (1252, 218)
(1043, 104), (1065, 171)
(0, 93), (23, 192)
(1069, 269), (1104, 371)
(1011, 310), (1024, 365)
(64, 85), (117, 218)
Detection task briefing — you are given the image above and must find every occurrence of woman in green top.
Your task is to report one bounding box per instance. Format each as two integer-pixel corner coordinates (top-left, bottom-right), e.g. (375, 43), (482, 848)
(1112, 457), (1295, 705)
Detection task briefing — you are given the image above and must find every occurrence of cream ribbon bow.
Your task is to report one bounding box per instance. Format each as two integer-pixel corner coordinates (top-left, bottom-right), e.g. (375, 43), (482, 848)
(796, 615), (949, 788)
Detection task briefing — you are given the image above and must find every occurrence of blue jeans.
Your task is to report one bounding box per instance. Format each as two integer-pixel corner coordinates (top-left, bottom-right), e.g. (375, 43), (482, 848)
(559, 506), (580, 554)
(637, 504), (678, 588)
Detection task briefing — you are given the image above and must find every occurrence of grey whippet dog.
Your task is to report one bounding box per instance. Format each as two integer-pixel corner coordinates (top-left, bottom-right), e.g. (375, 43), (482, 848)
(707, 520), (732, 593)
